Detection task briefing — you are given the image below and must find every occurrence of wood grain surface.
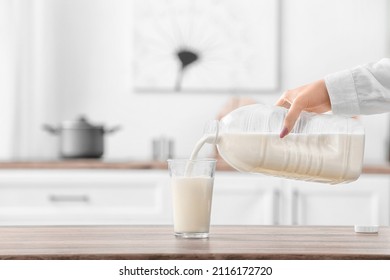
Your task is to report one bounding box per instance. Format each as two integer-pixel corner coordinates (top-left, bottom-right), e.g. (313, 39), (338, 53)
(0, 225), (389, 260)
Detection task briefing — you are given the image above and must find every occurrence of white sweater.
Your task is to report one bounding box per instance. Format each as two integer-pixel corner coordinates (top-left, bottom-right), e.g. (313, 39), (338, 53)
(324, 58), (390, 116)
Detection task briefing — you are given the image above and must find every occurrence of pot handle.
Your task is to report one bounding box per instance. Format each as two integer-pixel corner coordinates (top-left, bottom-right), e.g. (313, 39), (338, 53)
(104, 125), (121, 134)
(43, 124), (60, 135)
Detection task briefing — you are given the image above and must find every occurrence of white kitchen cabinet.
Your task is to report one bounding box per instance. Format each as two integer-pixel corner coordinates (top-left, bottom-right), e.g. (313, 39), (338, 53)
(0, 169), (172, 225)
(0, 170), (388, 226)
(211, 172), (282, 225)
(211, 173), (390, 226)
(285, 174), (390, 226)
(213, 173), (390, 226)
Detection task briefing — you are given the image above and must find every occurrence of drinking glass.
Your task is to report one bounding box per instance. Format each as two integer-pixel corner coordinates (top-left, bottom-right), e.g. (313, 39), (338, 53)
(167, 159), (217, 238)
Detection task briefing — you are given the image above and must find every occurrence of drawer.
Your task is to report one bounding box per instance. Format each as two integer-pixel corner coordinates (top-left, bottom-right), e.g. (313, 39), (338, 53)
(0, 170), (172, 225)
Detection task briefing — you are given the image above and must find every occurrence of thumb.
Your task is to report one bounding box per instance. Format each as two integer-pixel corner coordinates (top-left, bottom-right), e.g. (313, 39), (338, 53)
(280, 100), (304, 138)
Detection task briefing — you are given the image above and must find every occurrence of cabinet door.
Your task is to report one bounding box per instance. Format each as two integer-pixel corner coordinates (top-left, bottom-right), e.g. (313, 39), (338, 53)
(287, 175), (390, 226)
(211, 172), (281, 225)
(0, 170), (171, 225)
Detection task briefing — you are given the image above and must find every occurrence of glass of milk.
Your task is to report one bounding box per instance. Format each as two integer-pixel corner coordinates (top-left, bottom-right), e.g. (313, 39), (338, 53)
(168, 159), (217, 238)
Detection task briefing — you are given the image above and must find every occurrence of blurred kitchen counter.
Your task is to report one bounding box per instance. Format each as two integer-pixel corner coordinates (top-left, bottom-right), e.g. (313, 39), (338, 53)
(0, 159), (168, 170)
(0, 160), (390, 174)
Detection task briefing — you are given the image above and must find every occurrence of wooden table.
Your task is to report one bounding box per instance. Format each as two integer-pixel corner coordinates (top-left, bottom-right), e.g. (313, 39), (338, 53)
(0, 225), (389, 260)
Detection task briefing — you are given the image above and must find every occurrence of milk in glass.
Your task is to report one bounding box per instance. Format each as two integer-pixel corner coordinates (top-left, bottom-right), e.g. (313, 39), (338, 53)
(172, 176), (213, 234)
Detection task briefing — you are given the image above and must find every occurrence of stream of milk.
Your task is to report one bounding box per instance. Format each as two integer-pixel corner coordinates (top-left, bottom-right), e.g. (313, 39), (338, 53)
(183, 134), (215, 176)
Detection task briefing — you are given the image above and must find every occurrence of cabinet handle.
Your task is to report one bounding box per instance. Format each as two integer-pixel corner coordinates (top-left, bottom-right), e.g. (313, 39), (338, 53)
(49, 195), (90, 203)
(292, 190), (299, 225)
(273, 190), (280, 225)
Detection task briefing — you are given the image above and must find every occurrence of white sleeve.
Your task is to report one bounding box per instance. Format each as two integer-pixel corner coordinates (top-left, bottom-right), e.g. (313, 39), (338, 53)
(324, 58), (390, 116)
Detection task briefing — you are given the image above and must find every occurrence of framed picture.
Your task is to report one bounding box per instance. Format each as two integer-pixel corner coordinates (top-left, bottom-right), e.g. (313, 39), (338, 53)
(133, 0), (280, 93)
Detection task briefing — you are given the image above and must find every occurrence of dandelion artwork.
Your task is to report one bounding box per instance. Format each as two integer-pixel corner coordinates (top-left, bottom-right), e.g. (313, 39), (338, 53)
(133, 0), (280, 93)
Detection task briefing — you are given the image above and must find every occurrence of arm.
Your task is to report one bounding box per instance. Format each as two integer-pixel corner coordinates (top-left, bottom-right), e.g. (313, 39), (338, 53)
(277, 58), (390, 138)
(325, 58), (390, 115)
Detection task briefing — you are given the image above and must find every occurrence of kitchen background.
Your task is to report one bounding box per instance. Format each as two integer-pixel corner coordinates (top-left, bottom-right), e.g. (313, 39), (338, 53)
(1, 0), (390, 227)
(0, 0), (389, 162)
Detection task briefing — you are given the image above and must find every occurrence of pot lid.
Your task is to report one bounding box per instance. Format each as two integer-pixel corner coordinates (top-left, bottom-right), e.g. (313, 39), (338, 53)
(61, 116), (103, 130)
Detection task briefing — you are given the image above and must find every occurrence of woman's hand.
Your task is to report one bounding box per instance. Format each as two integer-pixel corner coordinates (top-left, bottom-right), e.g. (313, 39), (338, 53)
(275, 79), (331, 138)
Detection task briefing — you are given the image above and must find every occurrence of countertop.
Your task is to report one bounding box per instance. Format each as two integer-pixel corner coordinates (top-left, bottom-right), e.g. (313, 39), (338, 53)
(0, 225), (389, 260)
(1, 160), (390, 174)
(0, 159), (167, 170)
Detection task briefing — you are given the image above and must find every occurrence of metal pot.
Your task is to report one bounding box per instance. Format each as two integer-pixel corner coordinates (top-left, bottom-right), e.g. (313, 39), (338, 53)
(43, 116), (120, 159)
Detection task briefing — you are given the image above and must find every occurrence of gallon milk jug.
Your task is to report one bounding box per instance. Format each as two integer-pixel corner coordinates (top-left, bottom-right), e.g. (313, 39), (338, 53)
(202, 104), (365, 184)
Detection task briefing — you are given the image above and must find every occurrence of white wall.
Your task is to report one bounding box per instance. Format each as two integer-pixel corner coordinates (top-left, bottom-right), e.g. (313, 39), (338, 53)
(1, 0), (389, 163)
(0, 0), (16, 158)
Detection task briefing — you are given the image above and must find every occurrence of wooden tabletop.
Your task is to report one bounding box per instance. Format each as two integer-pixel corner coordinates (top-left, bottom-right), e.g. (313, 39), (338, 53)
(0, 225), (389, 260)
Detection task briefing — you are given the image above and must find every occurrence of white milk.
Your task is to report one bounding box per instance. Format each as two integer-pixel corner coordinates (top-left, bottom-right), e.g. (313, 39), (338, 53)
(184, 134), (215, 176)
(171, 176), (214, 233)
(189, 134), (215, 161)
(218, 132), (365, 184)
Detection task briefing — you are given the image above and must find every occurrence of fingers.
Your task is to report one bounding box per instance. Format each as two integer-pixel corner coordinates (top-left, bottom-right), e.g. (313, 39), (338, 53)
(275, 96), (290, 109)
(277, 80), (330, 138)
(276, 89), (303, 138)
(280, 98), (305, 138)
(279, 127), (289, 138)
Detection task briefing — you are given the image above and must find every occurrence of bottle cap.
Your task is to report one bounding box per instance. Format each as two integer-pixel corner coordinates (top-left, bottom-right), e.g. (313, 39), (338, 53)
(354, 225), (379, 234)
